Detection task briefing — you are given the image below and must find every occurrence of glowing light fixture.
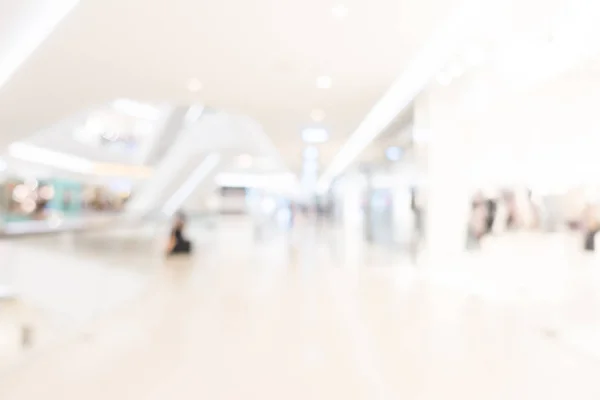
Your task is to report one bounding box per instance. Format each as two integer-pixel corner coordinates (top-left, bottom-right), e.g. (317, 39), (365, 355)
(39, 186), (55, 200)
(331, 4), (349, 19)
(316, 76), (332, 89)
(8, 142), (153, 178)
(9, 142), (93, 173)
(302, 128), (329, 144)
(21, 199), (36, 213)
(12, 185), (29, 202)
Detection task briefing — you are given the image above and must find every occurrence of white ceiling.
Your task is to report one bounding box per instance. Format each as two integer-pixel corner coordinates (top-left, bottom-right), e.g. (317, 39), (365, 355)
(0, 0), (460, 173)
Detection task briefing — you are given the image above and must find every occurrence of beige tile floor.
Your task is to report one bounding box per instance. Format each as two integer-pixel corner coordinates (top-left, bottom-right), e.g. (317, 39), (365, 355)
(0, 220), (600, 399)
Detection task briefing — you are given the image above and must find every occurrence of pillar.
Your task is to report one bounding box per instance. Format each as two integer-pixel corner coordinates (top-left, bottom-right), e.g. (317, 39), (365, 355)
(416, 78), (477, 267)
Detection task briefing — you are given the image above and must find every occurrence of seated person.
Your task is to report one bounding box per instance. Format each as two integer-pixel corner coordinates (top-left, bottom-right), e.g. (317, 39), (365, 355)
(167, 213), (192, 255)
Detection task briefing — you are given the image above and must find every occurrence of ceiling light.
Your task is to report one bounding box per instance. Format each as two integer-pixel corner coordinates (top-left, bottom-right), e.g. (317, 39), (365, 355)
(8, 142), (93, 173)
(187, 78), (203, 93)
(310, 109), (326, 122)
(302, 128), (329, 144)
(316, 76), (332, 89)
(331, 4), (349, 19)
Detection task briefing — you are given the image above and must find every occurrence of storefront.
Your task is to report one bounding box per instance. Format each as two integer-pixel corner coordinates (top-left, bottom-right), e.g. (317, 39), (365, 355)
(1, 178), (61, 222)
(0, 176), (132, 224)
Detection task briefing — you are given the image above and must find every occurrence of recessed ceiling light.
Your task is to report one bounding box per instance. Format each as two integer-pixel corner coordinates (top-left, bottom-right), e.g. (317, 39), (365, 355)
(316, 76), (332, 89)
(187, 78), (203, 93)
(310, 109), (326, 122)
(331, 4), (349, 19)
(302, 128), (329, 144)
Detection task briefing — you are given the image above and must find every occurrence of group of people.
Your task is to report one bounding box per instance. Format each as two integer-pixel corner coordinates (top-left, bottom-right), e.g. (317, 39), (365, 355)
(467, 196), (504, 247)
(467, 191), (538, 248)
(466, 191), (600, 252)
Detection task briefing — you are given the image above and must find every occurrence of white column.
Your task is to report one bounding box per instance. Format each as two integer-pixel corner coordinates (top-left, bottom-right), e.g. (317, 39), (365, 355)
(417, 80), (475, 267)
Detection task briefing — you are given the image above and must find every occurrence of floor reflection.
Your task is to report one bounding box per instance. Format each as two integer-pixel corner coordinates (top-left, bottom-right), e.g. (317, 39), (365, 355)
(0, 220), (600, 399)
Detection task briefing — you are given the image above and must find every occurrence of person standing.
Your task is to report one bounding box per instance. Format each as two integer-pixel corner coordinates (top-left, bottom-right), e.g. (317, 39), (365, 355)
(582, 204), (599, 252)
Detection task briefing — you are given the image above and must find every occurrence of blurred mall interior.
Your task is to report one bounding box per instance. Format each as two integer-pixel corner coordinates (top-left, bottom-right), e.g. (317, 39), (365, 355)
(2, 0), (600, 398)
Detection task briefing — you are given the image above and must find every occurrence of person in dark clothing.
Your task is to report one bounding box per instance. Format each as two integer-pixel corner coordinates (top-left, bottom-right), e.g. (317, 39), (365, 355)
(485, 198), (497, 234)
(166, 212), (192, 255)
(582, 205), (599, 252)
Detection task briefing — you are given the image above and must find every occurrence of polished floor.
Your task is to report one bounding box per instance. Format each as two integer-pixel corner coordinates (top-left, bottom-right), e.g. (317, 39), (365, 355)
(1, 219), (600, 399)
